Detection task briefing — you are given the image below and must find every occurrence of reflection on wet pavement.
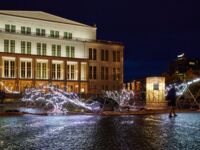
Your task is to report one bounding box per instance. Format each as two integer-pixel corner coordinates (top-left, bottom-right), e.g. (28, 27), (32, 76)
(0, 113), (200, 150)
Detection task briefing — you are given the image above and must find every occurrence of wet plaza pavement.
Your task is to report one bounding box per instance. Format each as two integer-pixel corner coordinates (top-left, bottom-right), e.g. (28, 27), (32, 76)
(0, 113), (200, 150)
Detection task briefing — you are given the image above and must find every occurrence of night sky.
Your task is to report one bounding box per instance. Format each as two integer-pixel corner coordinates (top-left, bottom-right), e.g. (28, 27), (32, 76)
(1, 0), (200, 82)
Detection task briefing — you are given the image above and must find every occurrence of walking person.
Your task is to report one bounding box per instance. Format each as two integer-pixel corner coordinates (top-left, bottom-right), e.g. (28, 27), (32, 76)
(167, 85), (177, 118)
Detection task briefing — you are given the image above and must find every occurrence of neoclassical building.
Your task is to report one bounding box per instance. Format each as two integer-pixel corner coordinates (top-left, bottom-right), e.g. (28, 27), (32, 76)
(0, 11), (124, 94)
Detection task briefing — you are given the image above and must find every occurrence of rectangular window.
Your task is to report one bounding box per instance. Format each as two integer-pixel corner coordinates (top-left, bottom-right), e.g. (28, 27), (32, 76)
(55, 31), (59, 38)
(27, 27), (31, 34)
(105, 67), (109, 80)
(93, 49), (97, 60)
(10, 40), (15, 53)
(27, 62), (32, 78)
(113, 68), (116, 80)
(5, 24), (10, 32)
(57, 45), (61, 57)
(37, 43), (41, 55)
(41, 29), (45, 36)
(52, 45), (56, 56)
(105, 50), (109, 61)
(117, 51), (120, 62)
(71, 46), (75, 58)
(69, 33), (72, 39)
(10, 61), (15, 77)
(66, 46), (70, 57)
(89, 66), (92, 79)
(42, 43), (46, 55)
(4, 40), (9, 52)
(36, 28), (40, 36)
(21, 62), (26, 78)
(52, 64), (56, 79)
(93, 66), (97, 79)
(21, 41), (26, 54)
(3, 60), (16, 78)
(101, 49), (104, 61)
(64, 32), (68, 39)
(57, 64), (61, 79)
(11, 25), (16, 33)
(113, 51), (116, 62)
(36, 63), (41, 78)
(42, 63), (47, 79)
(89, 48), (92, 60)
(4, 60), (9, 77)
(27, 42), (31, 54)
(101, 67), (104, 80)
(71, 65), (74, 80)
(21, 26), (26, 34)
(50, 30), (54, 37)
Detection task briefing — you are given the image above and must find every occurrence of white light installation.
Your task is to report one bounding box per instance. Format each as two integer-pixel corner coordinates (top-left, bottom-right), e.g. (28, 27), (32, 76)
(165, 77), (200, 96)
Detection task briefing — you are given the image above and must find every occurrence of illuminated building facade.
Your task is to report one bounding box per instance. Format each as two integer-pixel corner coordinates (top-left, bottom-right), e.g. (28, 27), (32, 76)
(0, 11), (124, 94)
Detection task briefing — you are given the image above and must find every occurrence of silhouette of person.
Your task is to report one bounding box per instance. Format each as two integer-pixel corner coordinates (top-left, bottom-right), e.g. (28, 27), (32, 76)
(168, 85), (177, 117)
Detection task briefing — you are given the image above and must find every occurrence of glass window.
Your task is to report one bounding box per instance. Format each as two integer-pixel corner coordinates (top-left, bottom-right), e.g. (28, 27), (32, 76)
(5, 24), (10, 32)
(21, 26), (26, 34)
(101, 49), (104, 61)
(52, 64), (56, 79)
(36, 63), (41, 78)
(93, 66), (97, 79)
(41, 29), (45, 36)
(117, 51), (120, 62)
(42, 43), (46, 55)
(27, 42), (31, 54)
(27, 62), (32, 78)
(69, 33), (72, 39)
(4, 60), (9, 77)
(21, 41), (26, 54)
(52, 45), (56, 56)
(27, 27), (31, 34)
(42, 63), (47, 79)
(71, 46), (75, 58)
(21, 62), (26, 78)
(66, 46), (70, 57)
(105, 50), (109, 61)
(10, 61), (15, 77)
(89, 48), (92, 60)
(57, 45), (61, 57)
(113, 51), (116, 62)
(64, 32), (68, 39)
(11, 25), (16, 33)
(10, 40), (15, 53)
(4, 40), (9, 52)
(36, 28), (40, 36)
(55, 31), (59, 38)
(37, 43), (41, 55)
(105, 67), (109, 80)
(50, 30), (54, 37)
(89, 66), (92, 79)
(101, 67), (104, 80)
(93, 49), (97, 60)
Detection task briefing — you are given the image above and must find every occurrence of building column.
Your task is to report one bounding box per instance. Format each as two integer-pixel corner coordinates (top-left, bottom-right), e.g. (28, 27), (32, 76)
(32, 57), (36, 87)
(64, 60), (67, 91)
(78, 61), (81, 93)
(16, 56), (19, 91)
(49, 59), (52, 84)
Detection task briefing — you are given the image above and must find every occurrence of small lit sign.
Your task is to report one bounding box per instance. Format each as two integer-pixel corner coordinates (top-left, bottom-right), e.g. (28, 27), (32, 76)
(189, 62), (195, 65)
(177, 53), (184, 58)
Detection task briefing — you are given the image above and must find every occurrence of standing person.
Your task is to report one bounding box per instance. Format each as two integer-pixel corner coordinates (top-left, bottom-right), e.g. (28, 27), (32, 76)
(168, 85), (177, 117)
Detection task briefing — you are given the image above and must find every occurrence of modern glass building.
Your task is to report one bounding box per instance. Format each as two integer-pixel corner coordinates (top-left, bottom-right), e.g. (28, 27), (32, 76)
(0, 11), (124, 94)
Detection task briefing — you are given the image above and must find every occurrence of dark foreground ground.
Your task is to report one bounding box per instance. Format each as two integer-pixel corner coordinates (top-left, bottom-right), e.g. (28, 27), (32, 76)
(0, 113), (200, 150)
